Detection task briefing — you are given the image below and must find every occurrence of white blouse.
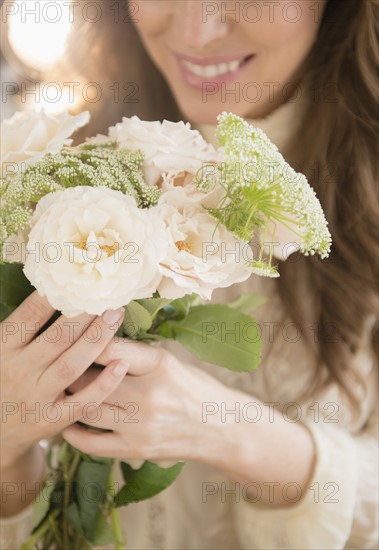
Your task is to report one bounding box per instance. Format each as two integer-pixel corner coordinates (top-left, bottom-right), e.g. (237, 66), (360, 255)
(1, 100), (378, 549)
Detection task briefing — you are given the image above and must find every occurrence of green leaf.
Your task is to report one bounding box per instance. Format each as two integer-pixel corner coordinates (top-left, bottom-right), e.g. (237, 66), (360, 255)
(137, 297), (173, 319)
(31, 480), (56, 529)
(115, 461), (185, 507)
(86, 453), (114, 465)
(91, 513), (116, 546)
(228, 293), (267, 314)
(158, 304), (261, 372)
(64, 503), (84, 535)
(76, 462), (111, 541)
(161, 294), (199, 319)
(0, 263), (34, 321)
(0, 303), (13, 323)
(122, 301), (153, 337)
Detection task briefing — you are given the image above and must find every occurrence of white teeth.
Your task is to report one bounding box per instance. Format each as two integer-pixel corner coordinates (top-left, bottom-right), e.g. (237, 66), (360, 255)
(203, 65), (219, 78)
(182, 58), (244, 78)
(190, 64), (203, 76)
(228, 60), (240, 72)
(218, 63), (229, 74)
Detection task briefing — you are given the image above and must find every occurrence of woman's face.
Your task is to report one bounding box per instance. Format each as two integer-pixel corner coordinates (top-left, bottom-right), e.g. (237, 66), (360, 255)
(133, 0), (327, 124)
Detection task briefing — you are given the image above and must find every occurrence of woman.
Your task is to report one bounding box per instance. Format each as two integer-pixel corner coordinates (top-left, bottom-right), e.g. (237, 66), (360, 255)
(1, 0), (378, 548)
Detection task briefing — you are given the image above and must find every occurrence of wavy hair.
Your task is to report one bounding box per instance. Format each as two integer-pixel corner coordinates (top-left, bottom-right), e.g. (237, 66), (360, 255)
(279, 0), (379, 403)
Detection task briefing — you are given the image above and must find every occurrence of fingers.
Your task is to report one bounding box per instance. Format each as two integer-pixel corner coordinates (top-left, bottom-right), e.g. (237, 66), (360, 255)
(96, 339), (168, 375)
(33, 311), (96, 370)
(62, 424), (123, 457)
(67, 365), (101, 395)
(1, 291), (56, 347)
(67, 368), (136, 408)
(66, 366), (147, 409)
(71, 401), (139, 431)
(60, 359), (129, 430)
(40, 309), (125, 393)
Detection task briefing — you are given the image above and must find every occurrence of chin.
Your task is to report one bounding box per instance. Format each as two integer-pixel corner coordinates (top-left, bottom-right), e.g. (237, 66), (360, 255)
(181, 108), (219, 126)
(174, 96), (254, 126)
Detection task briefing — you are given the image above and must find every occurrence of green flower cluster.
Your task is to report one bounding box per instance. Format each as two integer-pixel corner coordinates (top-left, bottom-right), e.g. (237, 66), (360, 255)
(0, 143), (160, 258)
(205, 112), (332, 276)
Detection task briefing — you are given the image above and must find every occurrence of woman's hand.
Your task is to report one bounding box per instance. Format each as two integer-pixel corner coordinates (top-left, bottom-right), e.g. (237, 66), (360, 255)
(62, 339), (229, 463)
(0, 291), (127, 469)
(63, 337), (316, 507)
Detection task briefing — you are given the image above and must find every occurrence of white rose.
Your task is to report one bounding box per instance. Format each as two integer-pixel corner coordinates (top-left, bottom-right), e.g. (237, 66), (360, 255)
(108, 116), (221, 185)
(23, 186), (167, 317)
(1, 110), (90, 176)
(154, 184), (251, 300)
(160, 177), (227, 210)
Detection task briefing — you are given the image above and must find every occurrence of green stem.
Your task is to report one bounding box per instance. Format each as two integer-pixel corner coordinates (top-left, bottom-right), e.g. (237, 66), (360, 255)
(244, 205), (257, 234)
(258, 220), (269, 263)
(109, 469), (125, 550)
(111, 507), (125, 550)
(42, 529), (54, 549)
(21, 510), (59, 549)
(48, 515), (63, 548)
(63, 446), (82, 549)
(67, 447), (82, 480)
(268, 222), (277, 267)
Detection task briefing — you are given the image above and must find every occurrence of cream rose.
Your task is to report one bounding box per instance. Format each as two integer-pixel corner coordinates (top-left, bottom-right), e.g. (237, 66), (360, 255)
(108, 116), (221, 185)
(1, 110), (89, 176)
(23, 186), (167, 317)
(154, 184), (252, 300)
(159, 176), (227, 210)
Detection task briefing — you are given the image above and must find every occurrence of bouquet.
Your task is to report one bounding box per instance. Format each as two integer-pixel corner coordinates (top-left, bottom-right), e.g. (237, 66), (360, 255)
(0, 109), (331, 549)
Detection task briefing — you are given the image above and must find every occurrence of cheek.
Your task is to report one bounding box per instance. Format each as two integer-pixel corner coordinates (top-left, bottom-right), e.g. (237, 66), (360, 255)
(240, 4), (323, 80)
(133, 1), (172, 36)
(242, 3), (322, 51)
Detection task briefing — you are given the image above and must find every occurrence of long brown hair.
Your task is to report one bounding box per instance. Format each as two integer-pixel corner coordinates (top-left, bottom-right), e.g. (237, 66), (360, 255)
(279, 0), (379, 403)
(3, 0), (378, 405)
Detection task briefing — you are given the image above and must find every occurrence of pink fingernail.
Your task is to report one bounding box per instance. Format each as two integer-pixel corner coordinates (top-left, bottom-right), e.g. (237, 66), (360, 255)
(102, 309), (124, 325)
(113, 361), (129, 377)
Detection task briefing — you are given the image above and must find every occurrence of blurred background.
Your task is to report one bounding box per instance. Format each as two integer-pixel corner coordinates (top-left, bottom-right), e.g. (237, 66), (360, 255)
(1, 0), (173, 137)
(1, 0), (80, 120)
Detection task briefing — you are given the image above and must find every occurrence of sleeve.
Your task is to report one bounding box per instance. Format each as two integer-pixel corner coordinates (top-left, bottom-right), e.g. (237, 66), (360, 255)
(232, 390), (379, 550)
(0, 504), (34, 549)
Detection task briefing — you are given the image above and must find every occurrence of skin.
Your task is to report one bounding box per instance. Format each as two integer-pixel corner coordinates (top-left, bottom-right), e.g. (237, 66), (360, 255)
(1, 294), (127, 516)
(1, 0), (328, 517)
(133, 0), (327, 123)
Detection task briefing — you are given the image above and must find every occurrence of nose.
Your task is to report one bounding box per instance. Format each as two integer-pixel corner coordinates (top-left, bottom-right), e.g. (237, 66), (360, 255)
(182, 1), (229, 51)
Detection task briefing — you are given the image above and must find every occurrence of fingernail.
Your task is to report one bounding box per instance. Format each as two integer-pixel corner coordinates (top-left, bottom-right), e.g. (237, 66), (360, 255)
(102, 309), (124, 325)
(113, 361), (129, 377)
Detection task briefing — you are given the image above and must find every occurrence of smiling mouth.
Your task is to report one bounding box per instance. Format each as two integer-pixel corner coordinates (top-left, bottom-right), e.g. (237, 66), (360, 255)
(181, 54), (254, 78)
